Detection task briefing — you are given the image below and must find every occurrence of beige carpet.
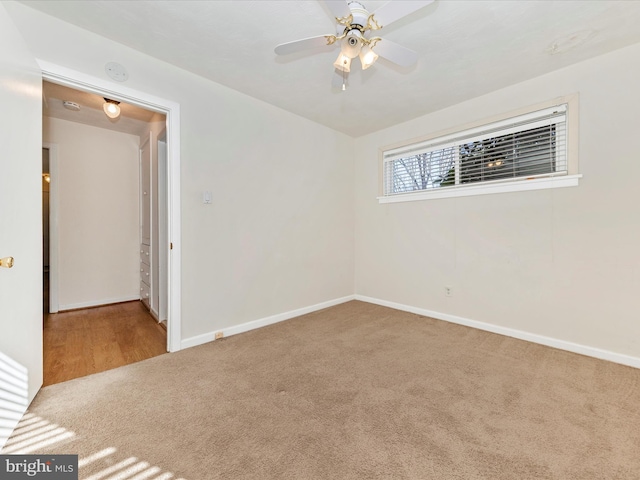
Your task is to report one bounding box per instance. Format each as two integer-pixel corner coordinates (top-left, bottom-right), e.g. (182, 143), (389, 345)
(4, 301), (640, 479)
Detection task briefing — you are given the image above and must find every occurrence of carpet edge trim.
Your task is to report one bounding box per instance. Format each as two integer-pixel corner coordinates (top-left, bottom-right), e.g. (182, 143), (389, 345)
(355, 295), (640, 369)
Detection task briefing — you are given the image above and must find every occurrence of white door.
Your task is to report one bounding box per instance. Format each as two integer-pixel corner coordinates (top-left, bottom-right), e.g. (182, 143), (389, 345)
(0, 4), (44, 420)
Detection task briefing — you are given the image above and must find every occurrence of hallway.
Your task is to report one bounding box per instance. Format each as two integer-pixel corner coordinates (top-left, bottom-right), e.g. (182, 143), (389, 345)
(43, 300), (167, 386)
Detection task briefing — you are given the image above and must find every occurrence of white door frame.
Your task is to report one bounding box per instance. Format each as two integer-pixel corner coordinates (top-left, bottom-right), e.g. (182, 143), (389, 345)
(38, 60), (182, 353)
(157, 133), (169, 321)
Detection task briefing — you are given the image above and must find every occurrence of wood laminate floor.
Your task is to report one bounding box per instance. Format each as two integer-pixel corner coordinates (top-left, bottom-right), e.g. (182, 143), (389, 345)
(43, 301), (167, 386)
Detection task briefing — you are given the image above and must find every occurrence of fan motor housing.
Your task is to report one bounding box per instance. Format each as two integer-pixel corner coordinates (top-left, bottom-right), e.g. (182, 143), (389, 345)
(348, 2), (370, 30)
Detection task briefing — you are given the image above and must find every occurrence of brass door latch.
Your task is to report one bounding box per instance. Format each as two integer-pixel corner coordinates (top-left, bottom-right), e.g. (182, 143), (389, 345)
(0, 257), (14, 268)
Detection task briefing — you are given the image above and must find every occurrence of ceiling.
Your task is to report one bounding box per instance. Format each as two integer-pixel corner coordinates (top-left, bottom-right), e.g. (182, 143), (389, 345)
(21, 0), (640, 137)
(43, 81), (163, 137)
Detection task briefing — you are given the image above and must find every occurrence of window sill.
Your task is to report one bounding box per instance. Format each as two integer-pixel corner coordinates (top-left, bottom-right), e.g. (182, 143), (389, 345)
(377, 174), (582, 204)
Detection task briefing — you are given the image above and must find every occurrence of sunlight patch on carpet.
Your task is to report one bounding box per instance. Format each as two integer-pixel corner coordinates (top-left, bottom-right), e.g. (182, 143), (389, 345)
(2, 412), (75, 454)
(0, 351), (29, 450)
(4, 414), (185, 479)
(80, 450), (186, 480)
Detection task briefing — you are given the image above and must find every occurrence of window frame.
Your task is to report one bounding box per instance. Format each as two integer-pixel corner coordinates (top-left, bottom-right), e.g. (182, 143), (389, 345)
(378, 95), (581, 204)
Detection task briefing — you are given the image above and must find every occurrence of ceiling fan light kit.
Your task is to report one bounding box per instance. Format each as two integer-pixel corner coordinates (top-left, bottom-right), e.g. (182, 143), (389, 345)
(274, 0), (433, 89)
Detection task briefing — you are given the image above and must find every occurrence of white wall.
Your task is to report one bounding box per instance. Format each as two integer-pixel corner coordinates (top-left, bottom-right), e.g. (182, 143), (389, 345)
(43, 117), (140, 309)
(355, 42), (640, 360)
(7, 3), (355, 341)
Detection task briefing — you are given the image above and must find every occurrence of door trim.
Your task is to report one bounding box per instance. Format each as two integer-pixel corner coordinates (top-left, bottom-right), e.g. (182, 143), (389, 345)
(38, 60), (182, 352)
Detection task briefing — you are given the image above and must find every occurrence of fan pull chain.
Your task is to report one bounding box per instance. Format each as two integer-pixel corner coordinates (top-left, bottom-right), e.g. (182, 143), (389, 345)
(342, 59), (347, 91)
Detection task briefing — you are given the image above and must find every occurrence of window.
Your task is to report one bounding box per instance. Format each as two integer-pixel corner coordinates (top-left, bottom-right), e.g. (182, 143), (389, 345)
(381, 102), (580, 203)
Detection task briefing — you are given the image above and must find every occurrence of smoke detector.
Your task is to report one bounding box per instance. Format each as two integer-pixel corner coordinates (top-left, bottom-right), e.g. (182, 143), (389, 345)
(62, 101), (80, 111)
(105, 62), (129, 82)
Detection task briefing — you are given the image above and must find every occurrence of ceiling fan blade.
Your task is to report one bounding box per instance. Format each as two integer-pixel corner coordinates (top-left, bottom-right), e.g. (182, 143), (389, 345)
(372, 0), (434, 28)
(373, 39), (418, 67)
(321, 0), (351, 21)
(274, 35), (333, 55)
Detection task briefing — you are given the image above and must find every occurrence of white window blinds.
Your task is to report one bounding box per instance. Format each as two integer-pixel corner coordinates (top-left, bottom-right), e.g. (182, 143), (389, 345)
(383, 105), (567, 196)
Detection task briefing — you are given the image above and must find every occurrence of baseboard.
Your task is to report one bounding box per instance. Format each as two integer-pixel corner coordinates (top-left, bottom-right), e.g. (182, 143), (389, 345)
(58, 295), (141, 312)
(355, 295), (640, 370)
(181, 295), (356, 350)
(149, 308), (160, 322)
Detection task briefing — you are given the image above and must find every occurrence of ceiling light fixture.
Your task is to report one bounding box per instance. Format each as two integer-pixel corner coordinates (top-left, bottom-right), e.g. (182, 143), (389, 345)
(330, 23), (381, 74)
(275, 1), (431, 89)
(103, 98), (121, 119)
(331, 26), (381, 91)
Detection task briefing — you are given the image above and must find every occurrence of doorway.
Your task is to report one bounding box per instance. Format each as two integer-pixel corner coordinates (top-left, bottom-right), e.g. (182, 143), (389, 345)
(41, 81), (174, 383)
(40, 62), (182, 355)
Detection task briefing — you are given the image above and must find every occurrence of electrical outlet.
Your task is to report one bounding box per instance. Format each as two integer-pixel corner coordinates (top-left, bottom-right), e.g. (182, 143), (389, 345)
(445, 286), (452, 297)
(215, 332), (224, 340)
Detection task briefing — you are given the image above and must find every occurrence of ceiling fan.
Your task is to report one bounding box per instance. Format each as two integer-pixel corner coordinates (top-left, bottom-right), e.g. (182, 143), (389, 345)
(274, 1), (434, 90)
